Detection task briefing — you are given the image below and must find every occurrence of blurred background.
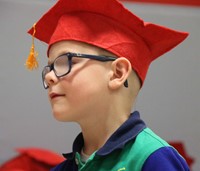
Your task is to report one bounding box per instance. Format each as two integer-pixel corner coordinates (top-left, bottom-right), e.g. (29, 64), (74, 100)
(0, 0), (199, 170)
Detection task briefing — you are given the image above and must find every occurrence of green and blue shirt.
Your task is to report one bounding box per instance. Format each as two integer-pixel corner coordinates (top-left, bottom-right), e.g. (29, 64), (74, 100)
(51, 111), (189, 171)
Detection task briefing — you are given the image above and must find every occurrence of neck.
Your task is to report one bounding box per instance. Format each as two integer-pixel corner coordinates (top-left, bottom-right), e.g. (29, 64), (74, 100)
(78, 109), (130, 155)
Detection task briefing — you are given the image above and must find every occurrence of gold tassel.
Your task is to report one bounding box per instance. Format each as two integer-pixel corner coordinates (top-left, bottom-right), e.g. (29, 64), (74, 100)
(25, 23), (39, 70)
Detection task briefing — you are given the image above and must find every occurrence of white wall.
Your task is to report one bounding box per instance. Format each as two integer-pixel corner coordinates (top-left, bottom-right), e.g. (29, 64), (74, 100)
(0, 0), (199, 170)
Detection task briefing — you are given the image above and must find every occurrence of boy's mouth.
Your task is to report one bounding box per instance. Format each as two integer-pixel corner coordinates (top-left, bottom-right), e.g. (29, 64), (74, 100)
(49, 92), (65, 99)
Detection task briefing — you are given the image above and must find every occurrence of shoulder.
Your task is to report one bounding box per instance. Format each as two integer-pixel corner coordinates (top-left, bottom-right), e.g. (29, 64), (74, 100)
(131, 127), (170, 159)
(130, 128), (189, 171)
(142, 146), (190, 171)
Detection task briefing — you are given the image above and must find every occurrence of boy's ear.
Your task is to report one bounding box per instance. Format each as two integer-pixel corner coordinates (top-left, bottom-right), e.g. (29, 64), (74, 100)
(108, 57), (132, 89)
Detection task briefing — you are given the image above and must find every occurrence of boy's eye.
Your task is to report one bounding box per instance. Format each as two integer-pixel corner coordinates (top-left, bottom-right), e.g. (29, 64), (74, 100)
(71, 59), (78, 65)
(71, 57), (82, 64)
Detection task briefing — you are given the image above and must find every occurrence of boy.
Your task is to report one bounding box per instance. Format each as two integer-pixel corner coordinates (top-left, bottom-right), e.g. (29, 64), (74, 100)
(26, 0), (189, 170)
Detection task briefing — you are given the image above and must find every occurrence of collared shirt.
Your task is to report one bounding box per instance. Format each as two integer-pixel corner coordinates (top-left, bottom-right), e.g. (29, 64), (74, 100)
(51, 111), (189, 171)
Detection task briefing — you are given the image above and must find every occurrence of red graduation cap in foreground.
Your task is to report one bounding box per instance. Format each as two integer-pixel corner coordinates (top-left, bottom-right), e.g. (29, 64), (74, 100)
(0, 148), (64, 171)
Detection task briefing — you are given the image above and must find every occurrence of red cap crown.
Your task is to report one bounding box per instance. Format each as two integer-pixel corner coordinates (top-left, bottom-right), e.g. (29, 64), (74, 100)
(28, 0), (188, 84)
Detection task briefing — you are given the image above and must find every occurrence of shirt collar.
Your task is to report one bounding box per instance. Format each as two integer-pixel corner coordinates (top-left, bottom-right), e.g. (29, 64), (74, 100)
(63, 111), (146, 159)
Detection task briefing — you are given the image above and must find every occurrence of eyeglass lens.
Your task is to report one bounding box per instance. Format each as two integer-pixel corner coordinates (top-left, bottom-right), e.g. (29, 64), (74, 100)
(42, 55), (71, 89)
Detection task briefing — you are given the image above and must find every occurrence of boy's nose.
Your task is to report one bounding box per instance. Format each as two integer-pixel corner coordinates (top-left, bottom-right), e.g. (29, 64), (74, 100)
(45, 71), (59, 88)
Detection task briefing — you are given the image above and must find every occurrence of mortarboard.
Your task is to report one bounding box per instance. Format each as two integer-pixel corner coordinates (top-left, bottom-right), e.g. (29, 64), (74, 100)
(26, 0), (188, 85)
(0, 148), (64, 171)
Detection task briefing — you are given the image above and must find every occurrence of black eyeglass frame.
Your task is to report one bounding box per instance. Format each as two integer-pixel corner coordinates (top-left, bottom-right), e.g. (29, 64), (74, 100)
(42, 52), (128, 89)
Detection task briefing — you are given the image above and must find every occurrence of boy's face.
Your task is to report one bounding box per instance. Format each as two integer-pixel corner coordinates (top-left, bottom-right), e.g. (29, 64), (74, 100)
(46, 40), (115, 122)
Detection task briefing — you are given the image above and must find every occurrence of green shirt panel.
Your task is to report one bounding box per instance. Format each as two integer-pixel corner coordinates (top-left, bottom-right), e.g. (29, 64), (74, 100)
(76, 128), (170, 171)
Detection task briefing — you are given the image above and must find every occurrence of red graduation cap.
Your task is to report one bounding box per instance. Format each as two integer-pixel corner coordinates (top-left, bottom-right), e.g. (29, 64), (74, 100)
(26, 0), (188, 85)
(0, 148), (64, 171)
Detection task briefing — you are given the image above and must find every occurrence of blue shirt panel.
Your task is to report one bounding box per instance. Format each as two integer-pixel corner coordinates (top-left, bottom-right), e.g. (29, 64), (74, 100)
(142, 146), (190, 171)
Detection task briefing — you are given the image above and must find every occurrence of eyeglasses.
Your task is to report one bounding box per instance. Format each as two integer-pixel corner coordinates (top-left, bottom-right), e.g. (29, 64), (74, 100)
(42, 52), (128, 89)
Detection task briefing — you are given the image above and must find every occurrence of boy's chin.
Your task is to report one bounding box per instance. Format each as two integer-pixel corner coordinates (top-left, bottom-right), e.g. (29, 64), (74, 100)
(52, 111), (76, 122)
